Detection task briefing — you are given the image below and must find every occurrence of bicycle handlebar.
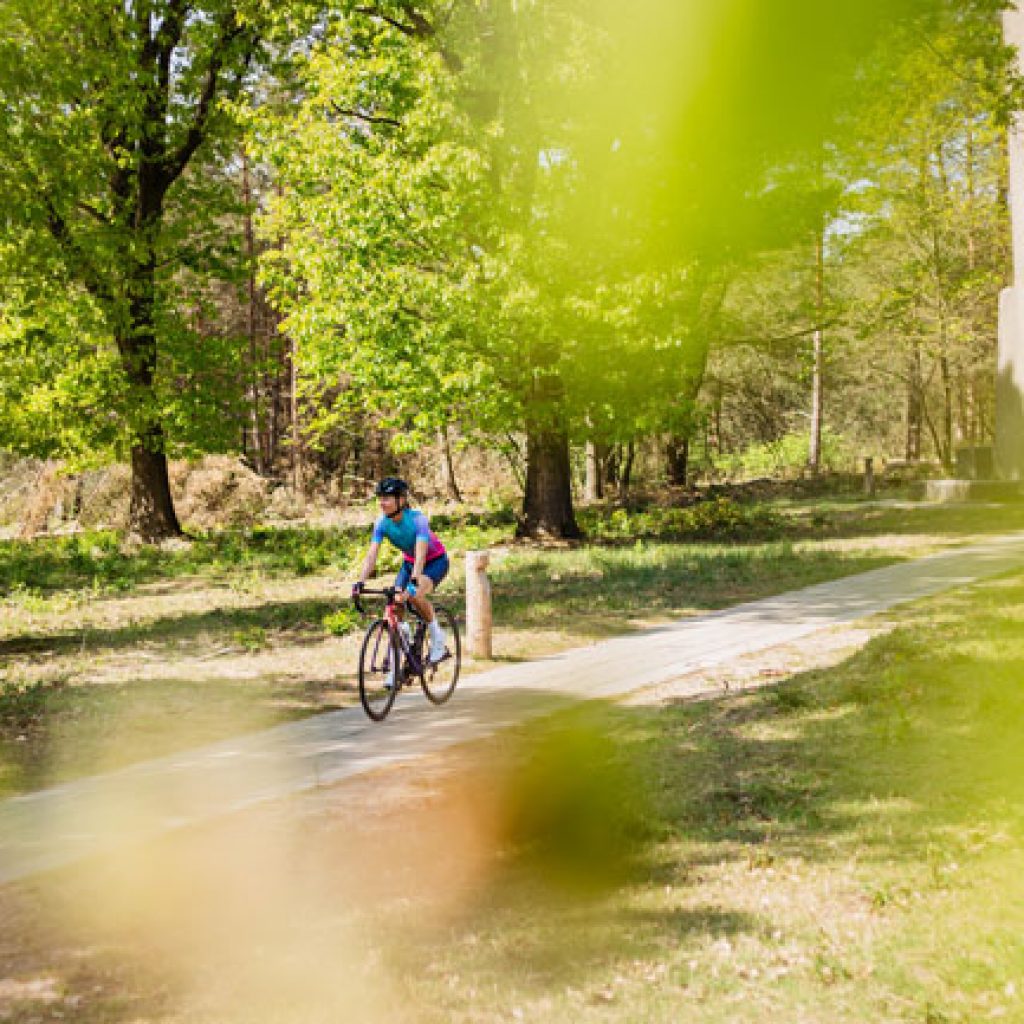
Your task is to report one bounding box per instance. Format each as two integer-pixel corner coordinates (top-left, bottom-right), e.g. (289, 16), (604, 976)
(351, 585), (398, 616)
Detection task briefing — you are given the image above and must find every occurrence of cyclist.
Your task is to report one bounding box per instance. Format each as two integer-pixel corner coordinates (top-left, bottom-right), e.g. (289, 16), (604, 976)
(351, 477), (450, 673)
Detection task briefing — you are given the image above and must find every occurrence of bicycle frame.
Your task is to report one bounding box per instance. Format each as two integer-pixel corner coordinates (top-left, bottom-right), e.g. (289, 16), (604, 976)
(353, 584), (461, 721)
(355, 586), (426, 677)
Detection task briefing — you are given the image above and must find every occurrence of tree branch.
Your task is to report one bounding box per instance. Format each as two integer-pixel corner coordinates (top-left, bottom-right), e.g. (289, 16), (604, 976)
(44, 200), (113, 303)
(156, 0), (192, 96)
(162, 10), (254, 187)
(723, 319), (841, 349)
(397, 0), (436, 38)
(76, 201), (111, 225)
(354, 5), (421, 38)
(354, 3), (462, 72)
(329, 101), (401, 128)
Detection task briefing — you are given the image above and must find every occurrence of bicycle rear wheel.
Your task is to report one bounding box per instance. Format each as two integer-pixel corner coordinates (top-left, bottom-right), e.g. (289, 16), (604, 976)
(420, 604), (461, 705)
(359, 619), (398, 722)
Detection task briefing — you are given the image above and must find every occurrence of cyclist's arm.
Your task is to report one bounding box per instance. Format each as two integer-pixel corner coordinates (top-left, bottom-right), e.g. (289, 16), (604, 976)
(411, 537), (428, 584)
(357, 540), (381, 585)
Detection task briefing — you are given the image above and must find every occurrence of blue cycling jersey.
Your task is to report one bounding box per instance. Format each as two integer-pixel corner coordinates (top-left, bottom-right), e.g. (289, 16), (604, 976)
(371, 509), (446, 564)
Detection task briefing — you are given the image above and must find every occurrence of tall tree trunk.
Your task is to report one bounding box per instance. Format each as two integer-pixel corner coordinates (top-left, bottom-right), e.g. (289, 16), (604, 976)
(130, 431), (181, 538)
(604, 446), (620, 491)
(438, 427), (463, 502)
(519, 423), (580, 538)
(517, 358), (580, 539)
(584, 441), (603, 500)
(906, 342), (923, 461)
(620, 440), (637, 497)
(939, 354), (954, 471)
(808, 224), (824, 474)
(242, 152), (264, 474)
(119, 253), (182, 540)
(665, 435), (689, 487)
(290, 333), (303, 495)
(712, 381), (723, 454)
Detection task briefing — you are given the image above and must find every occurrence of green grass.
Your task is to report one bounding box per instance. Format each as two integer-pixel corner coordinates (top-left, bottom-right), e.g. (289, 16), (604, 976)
(373, 570), (1024, 1023)
(3, 552), (1024, 1023)
(0, 496), (1022, 799)
(0, 675), (304, 795)
(0, 496), (1020, 602)
(491, 540), (892, 634)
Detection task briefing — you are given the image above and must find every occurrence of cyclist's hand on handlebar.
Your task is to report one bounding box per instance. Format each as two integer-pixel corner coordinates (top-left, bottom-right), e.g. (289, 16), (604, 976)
(351, 581), (364, 600)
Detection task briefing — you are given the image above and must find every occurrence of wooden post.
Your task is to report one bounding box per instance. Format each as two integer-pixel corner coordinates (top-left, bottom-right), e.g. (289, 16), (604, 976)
(465, 550), (493, 659)
(864, 456), (875, 498)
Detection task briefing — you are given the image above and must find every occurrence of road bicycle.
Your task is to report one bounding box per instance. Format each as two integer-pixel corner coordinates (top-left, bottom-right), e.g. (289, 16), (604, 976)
(352, 586), (461, 722)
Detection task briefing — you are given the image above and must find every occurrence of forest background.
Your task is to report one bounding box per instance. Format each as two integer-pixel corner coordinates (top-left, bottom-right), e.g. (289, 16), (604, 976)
(0, 0), (1018, 540)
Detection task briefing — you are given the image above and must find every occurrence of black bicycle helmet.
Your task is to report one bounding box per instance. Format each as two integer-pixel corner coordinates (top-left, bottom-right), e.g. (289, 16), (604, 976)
(375, 476), (409, 498)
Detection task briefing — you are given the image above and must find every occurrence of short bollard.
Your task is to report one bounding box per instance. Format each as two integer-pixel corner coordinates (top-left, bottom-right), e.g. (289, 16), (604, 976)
(864, 456), (875, 497)
(466, 550), (492, 659)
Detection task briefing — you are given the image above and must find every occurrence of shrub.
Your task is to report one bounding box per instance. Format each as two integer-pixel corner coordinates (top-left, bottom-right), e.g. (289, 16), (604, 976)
(322, 606), (361, 637)
(580, 498), (784, 543)
(716, 429), (852, 480)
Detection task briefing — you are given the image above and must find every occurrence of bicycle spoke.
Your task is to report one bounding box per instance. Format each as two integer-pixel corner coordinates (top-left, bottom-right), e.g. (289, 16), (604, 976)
(359, 620), (398, 721)
(420, 605), (461, 705)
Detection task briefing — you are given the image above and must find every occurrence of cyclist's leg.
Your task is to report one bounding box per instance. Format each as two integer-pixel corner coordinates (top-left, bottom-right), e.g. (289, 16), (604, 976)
(393, 561), (414, 622)
(407, 555), (449, 622)
(409, 557), (450, 662)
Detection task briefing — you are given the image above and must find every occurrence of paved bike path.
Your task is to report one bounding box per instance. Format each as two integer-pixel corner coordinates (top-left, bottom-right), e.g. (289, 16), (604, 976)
(3, 531), (1024, 884)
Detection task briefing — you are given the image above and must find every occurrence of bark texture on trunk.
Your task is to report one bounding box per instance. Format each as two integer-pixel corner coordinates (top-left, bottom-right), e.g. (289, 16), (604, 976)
(665, 435), (689, 487)
(906, 342), (923, 461)
(130, 434), (181, 539)
(517, 341), (580, 538)
(118, 252), (183, 541)
(438, 428), (463, 502)
(517, 423), (581, 539)
(620, 440), (636, 496)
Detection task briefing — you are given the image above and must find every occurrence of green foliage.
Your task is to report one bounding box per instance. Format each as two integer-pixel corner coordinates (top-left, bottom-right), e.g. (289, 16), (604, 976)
(0, 1), (315, 469)
(232, 625), (270, 653)
(252, 0), (898, 465)
(717, 430), (853, 479)
(579, 498), (786, 544)
(321, 606), (362, 637)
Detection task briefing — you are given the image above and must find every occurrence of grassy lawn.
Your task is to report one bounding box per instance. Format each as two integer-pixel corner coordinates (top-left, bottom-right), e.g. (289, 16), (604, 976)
(362, 570), (1024, 1023)
(0, 496), (1022, 794)
(2, 555), (1023, 1021)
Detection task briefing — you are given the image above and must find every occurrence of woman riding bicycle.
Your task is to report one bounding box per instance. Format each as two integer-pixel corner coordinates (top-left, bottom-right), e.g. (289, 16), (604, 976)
(351, 477), (450, 665)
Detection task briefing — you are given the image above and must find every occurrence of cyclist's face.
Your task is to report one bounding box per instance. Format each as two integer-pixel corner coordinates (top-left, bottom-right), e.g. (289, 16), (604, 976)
(379, 495), (401, 517)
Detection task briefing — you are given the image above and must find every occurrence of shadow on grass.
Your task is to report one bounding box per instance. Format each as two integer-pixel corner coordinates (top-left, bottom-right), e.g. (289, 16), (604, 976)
(0, 596), (347, 657)
(4, 566), (1024, 1024)
(390, 577), (1024, 1005)
(0, 527), (365, 596)
(0, 547), (900, 656)
(492, 548), (897, 636)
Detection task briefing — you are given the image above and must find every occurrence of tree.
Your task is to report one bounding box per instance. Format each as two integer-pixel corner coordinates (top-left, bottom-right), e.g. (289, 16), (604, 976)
(838, 2), (1011, 468)
(0, 1), (295, 538)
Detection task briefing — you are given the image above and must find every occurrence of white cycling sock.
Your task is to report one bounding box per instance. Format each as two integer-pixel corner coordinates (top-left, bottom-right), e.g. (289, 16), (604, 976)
(429, 618), (445, 641)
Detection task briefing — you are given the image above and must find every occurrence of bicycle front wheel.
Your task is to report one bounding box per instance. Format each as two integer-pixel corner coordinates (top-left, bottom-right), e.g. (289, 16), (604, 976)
(359, 619), (398, 722)
(421, 604), (461, 705)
